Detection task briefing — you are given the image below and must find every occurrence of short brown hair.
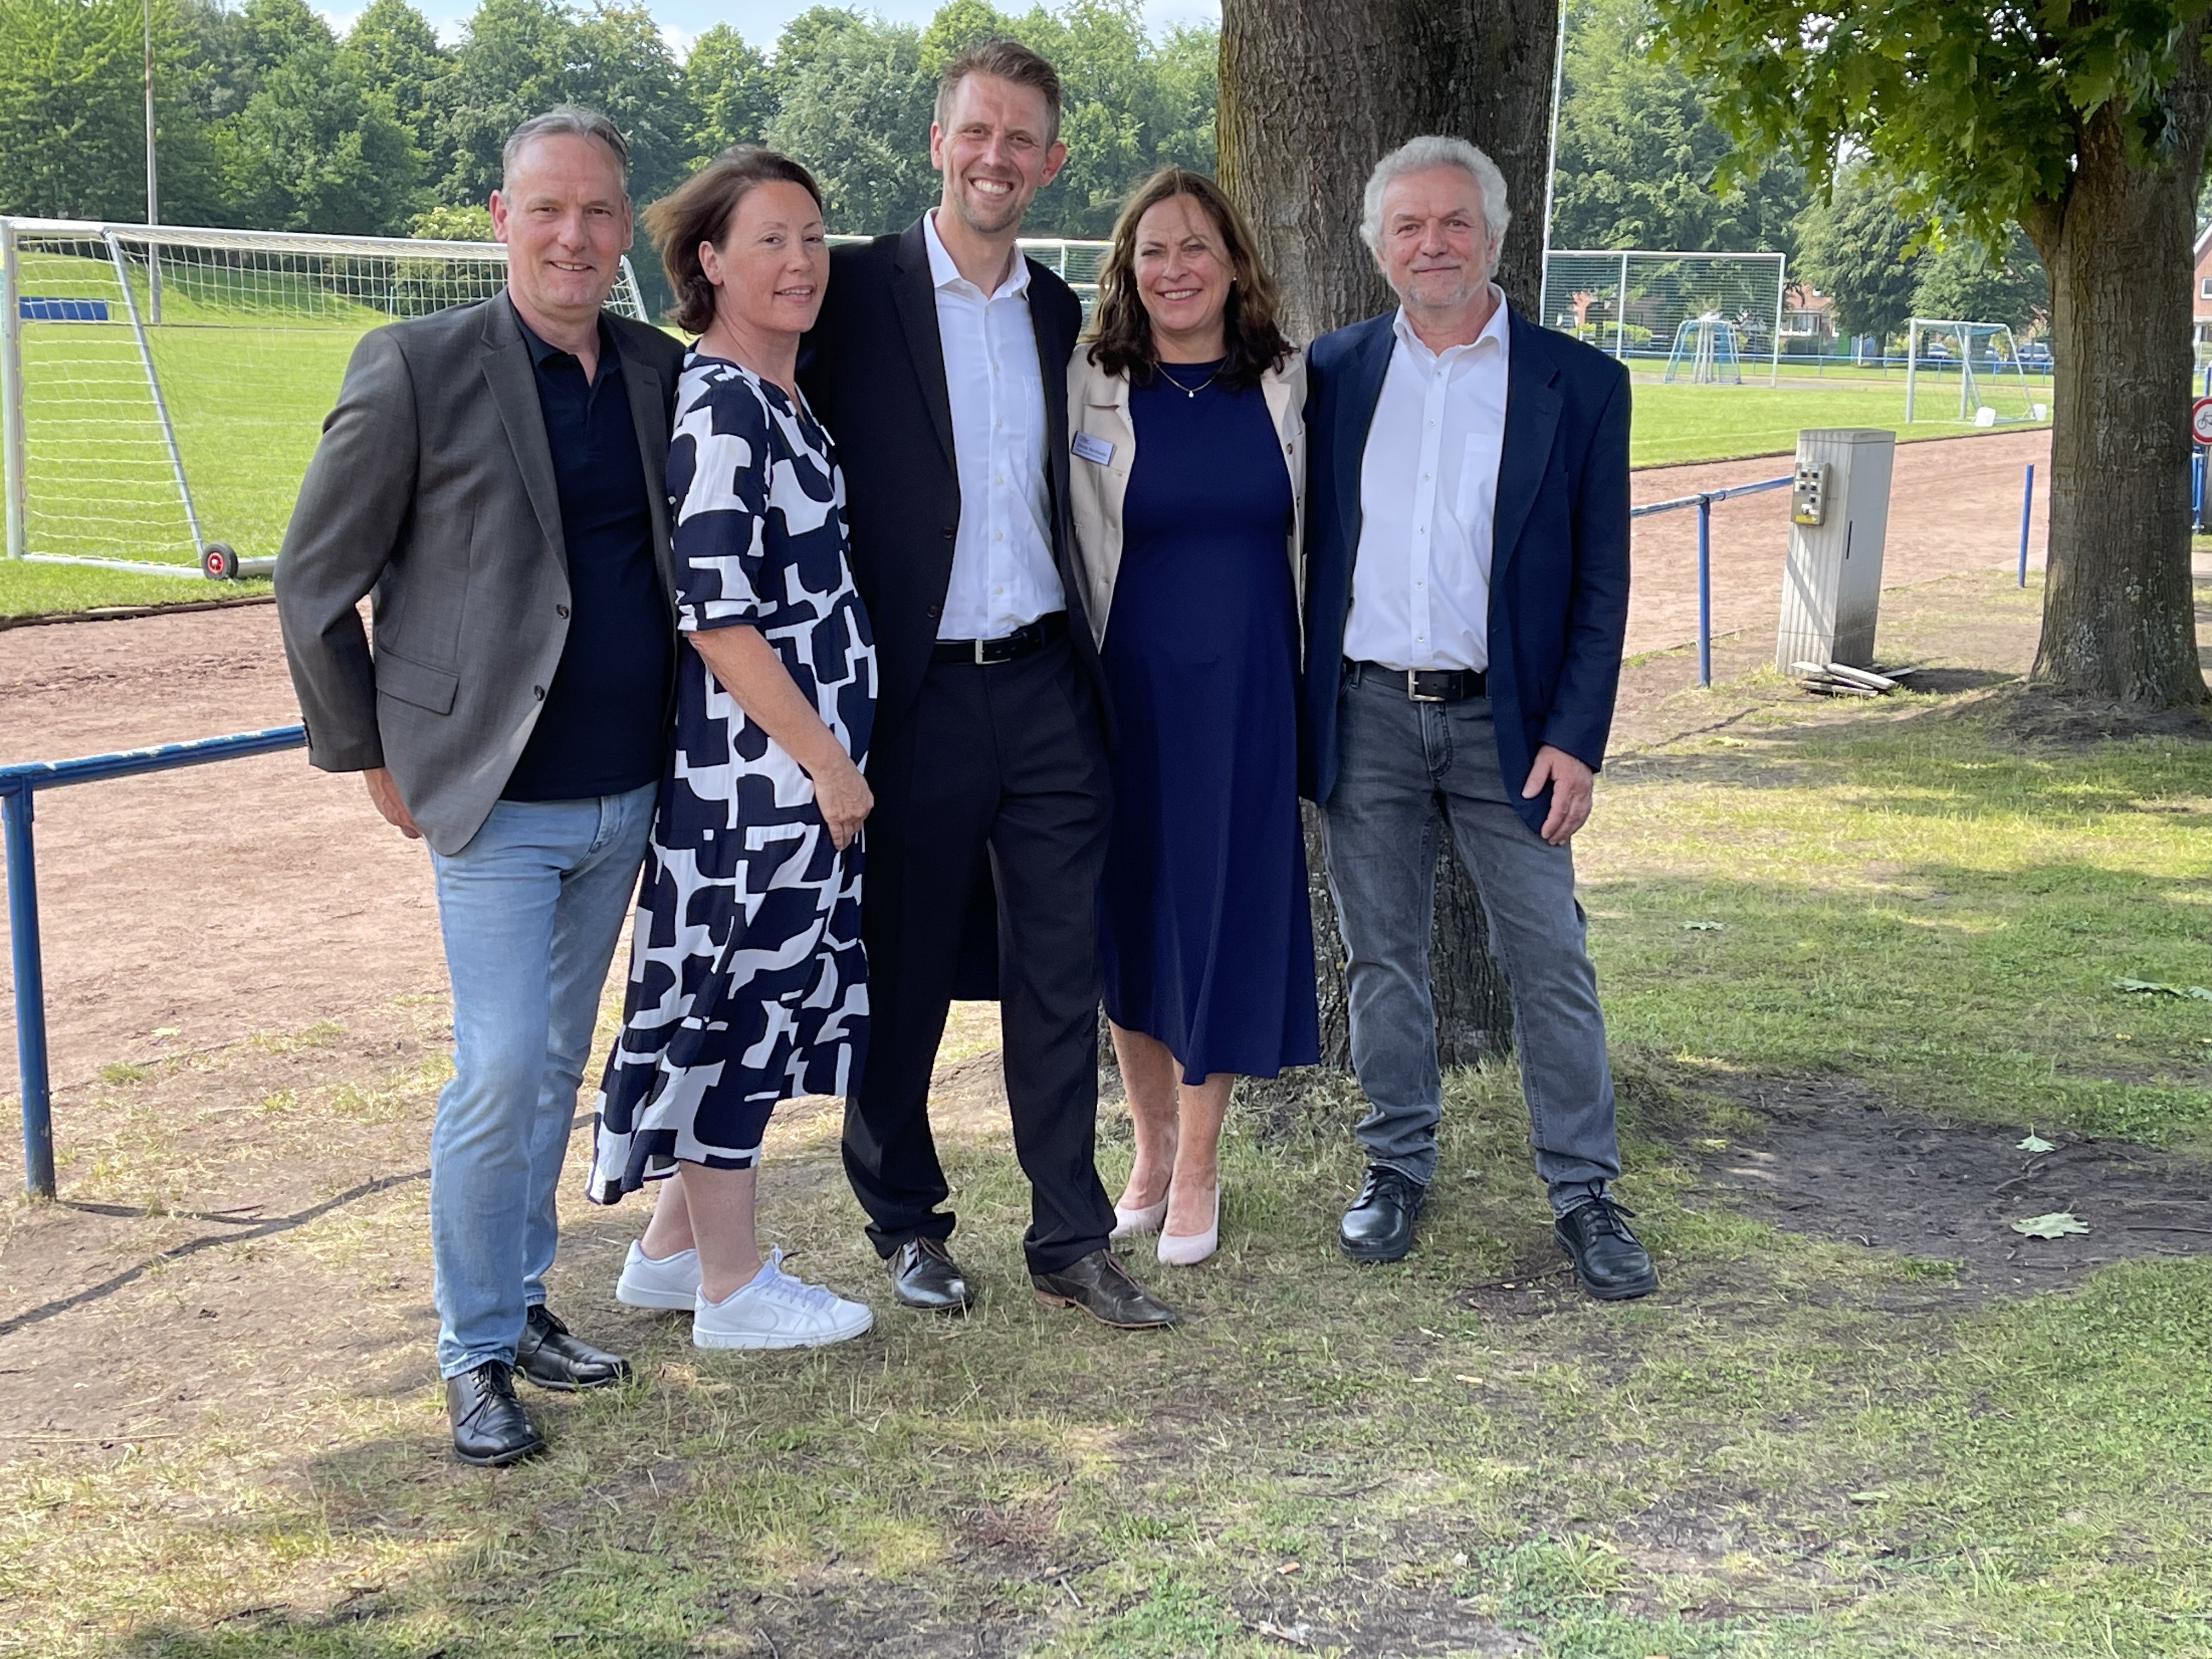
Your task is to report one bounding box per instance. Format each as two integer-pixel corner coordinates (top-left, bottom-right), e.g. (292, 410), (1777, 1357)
(642, 146), (824, 335)
(1085, 168), (1291, 391)
(934, 39), (1062, 143)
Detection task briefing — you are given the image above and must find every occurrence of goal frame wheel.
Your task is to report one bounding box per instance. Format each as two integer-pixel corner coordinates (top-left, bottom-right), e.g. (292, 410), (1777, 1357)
(201, 543), (240, 581)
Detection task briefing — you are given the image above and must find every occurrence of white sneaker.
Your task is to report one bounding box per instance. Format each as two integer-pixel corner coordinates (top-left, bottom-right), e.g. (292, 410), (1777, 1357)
(692, 1249), (874, 1350)
(615, 1241), (701, 1310)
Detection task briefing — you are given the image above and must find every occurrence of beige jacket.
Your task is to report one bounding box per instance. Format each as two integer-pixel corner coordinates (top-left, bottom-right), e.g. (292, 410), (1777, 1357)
(1065, 345), (1307, 652)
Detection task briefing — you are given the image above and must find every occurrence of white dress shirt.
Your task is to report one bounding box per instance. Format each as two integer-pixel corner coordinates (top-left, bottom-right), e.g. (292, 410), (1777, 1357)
(923, 209), (1063, 639)
(1344, 291), (1511, 673)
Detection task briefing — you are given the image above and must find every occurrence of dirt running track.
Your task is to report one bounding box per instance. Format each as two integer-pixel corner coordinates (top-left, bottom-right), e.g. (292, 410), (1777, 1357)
(0, 425), (2177, 1152)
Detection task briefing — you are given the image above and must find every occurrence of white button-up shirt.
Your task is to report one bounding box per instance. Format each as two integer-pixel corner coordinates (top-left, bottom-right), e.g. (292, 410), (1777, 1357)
(923, 209), (1062, 639)
(1344, 292), (1510, 673)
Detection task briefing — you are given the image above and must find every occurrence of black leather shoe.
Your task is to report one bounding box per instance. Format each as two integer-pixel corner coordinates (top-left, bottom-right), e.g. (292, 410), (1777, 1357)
(1339, 1165), (1427, 1262)
(446, 1361), (545, 1466)
(1554, 1194), (1660, 1301)
(1031, 1249), (1180, 1329)
(888, 1237), (976, 1312)
(514, 1305), (633, 1391)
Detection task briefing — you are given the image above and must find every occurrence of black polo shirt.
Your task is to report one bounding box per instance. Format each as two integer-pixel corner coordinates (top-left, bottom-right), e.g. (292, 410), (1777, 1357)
(501, 300), (672, 802)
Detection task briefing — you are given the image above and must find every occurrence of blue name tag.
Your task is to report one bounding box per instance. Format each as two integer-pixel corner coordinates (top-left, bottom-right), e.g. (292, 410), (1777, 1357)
(1071, 431), (1114, 466)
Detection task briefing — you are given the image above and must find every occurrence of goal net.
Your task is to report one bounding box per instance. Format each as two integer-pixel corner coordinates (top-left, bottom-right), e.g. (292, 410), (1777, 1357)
(1, 218), (649, 576)
(1539, 250), (1786, 382)
(827, 233), (1109, 315)
(1903, 318), (2047, 427)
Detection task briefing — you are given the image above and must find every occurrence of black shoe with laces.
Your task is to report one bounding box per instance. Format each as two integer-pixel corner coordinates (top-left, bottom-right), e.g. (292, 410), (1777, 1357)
(1554, 1194), (1660, 1300)
(514, 1304), (632, 1392)
(445, 1360), (545, 1466)
(1339, 1164), (1427, 1263)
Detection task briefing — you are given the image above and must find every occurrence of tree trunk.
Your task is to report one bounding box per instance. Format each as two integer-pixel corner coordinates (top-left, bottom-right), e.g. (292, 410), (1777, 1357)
(1228, 0), (1553, 1069)
(2023, 47), (2212, 707)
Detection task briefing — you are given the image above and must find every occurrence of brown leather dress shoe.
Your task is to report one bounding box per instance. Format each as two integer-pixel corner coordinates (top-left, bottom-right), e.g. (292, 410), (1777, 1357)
(1031, 1249), (1180, 1329)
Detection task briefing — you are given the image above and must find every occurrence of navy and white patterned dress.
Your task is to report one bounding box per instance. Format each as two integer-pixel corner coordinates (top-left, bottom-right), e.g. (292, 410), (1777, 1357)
(586, 354), (876, 1204)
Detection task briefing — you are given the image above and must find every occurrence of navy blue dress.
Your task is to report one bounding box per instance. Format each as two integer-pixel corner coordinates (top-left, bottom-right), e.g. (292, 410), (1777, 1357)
(1099, 363), (1319, 1083)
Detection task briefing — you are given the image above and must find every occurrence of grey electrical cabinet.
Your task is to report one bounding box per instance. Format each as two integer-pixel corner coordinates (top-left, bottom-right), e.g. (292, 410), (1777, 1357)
(1774, 427), (1895, 672)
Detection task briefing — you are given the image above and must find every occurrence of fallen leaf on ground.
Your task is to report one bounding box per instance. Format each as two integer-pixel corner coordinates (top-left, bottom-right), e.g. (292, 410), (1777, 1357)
(2011, 1212), (2090, 1239)
(2016, 1135), (2056, 1153)
(2112, 978), (2212, 1001)
(1277, 1561), (1300, 1575)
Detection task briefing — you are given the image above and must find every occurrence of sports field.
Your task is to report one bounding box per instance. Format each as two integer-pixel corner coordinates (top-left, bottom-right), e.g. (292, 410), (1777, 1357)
(2, 263), (2051, 614)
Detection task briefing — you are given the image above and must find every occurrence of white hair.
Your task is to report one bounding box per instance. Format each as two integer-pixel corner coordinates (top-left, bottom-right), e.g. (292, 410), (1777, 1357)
(1359, 136), (1511, 270)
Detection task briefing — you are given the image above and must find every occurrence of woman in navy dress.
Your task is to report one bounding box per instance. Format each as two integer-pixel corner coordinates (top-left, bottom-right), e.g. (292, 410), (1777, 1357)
(1068, 170), (1318, 1267)
(585, 150), (877, 1351)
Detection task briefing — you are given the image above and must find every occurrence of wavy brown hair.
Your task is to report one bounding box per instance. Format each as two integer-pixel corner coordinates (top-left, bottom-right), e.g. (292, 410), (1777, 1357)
(644, 146), (823, 335)
(1084, 168), (1290, 390)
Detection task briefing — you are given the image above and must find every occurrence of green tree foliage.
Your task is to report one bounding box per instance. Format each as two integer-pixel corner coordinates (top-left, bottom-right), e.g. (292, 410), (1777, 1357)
(1791, 170), (1922, 344)
(0, 0), (216, 220)
(1550, 0), (1801, 253)
(436, 0), (574, 203)
(345, 0), (447, 157)
(1912, 230), (2047, 335)
(682, 22), (773, 162)
(764, 8), (939, 235)
(211, 0), (419, 233)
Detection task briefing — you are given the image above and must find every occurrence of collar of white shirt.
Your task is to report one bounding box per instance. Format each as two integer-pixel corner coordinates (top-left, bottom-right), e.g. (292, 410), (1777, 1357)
(922, 209), (1032, 303)
(1390, 285), (1510, 368)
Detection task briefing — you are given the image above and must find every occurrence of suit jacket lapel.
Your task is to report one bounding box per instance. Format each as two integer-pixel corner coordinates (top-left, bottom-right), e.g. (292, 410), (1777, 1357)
(892, 220), (958, 474)
(1334, 314), (1398, 577)
(481, 298), (566, 567)
(1491, 311), (1562, 584)
(614, 323), (678, 611)
(1027, 265), (1075, 569)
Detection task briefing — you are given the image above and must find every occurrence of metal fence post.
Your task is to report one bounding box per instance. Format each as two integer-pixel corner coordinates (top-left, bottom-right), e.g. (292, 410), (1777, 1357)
(2018, 464), (2035, 586)
(1696, 494), (1713, 687)
(1, 219), (26, 562)
(4, 785), (54, 1199)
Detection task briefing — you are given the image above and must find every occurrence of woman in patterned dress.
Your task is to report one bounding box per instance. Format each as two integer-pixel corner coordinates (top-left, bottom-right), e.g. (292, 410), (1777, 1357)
(585, 148), (877, 1350)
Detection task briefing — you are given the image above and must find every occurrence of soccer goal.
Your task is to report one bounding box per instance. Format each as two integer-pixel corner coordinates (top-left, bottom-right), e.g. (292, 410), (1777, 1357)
(1902, 318), (2048, 427)
(1, 217), (650, 578)
(1663, 313), (1744, 384)
(1539, 249), (1787, 383)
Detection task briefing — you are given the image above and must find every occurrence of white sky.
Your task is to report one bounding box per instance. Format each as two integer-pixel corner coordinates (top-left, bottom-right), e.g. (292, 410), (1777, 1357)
(319, 0), (1219, 52)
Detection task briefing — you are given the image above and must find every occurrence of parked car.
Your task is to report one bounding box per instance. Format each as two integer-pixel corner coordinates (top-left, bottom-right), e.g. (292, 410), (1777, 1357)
(2018, 341), (2053, 371)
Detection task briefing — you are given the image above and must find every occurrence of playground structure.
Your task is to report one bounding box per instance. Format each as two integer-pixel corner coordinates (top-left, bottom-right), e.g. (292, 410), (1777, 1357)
(1903, 318), (2047, 426)
(1663, 312), (1745, 384)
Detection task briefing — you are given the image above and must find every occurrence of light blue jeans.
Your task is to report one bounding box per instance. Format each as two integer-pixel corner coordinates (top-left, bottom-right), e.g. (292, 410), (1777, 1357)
(426, 785), (656, 1378)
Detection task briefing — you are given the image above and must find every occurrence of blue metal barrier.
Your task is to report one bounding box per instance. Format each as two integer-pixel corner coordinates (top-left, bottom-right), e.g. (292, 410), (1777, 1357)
(3, 725), (306, 1197)
(2019, 464), (2036, 586)
(1631, 474), (1793, 687)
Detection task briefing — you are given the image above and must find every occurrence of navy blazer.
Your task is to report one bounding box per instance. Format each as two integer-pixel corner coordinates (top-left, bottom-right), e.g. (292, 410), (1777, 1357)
(1297, 307), (1632, 837)
(798, 218), (1101, 733)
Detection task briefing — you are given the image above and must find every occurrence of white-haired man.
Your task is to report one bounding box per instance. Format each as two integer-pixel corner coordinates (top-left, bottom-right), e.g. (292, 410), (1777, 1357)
(1296, 136), (1653, 1298)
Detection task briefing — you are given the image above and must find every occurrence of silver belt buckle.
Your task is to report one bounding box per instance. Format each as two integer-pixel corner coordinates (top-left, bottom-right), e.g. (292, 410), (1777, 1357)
(972, 638), (991, 665)
(1406, 669), (1445, 703)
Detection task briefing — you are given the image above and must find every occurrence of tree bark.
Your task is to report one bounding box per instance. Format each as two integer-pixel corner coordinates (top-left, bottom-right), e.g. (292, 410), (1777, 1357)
(1227, 0), (1553, 1070)
(2023, 39), (2212, 707)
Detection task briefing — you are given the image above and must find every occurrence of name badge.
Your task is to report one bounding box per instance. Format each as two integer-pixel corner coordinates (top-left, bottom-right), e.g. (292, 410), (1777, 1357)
(1071, 431), (1115, 466)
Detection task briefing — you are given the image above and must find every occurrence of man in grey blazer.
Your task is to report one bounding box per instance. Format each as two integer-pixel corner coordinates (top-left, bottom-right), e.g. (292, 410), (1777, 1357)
(276, 107), (685, 1466)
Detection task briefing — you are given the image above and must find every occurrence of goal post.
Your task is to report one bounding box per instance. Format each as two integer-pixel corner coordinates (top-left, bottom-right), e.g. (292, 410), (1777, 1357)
(1903, 317), (2046, 427)
(1539, 249), (1787, 384)
(1, 217), (649, 578)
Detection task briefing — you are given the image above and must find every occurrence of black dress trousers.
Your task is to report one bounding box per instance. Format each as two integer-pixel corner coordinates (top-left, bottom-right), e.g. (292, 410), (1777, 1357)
(842, 636), (1116, 1274)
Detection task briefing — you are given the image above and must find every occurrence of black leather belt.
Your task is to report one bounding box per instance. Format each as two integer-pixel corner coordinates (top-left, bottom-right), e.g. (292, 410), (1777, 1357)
(1346, 659), (1486, 702)
(933, 611), (1068, 665)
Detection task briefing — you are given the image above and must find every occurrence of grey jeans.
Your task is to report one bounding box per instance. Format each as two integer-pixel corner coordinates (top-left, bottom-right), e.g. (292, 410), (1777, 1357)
(1319, 670), (1620, 1210)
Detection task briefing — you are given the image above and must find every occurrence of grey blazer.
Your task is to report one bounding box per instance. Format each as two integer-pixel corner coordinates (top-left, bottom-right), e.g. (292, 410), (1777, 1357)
(275, 294), (686, 855)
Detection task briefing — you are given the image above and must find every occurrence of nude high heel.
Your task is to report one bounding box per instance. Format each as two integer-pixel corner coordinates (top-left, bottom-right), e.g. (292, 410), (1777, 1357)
(1111, 1193), (1169, 1240)
(1156, 1186), (1219, 1267)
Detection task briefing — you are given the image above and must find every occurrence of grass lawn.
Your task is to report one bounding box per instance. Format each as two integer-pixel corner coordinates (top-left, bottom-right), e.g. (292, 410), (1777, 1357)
(5, 678), (2210, 1656)
(0, 559), (268, 619)
(1628, 379), (2051, 468)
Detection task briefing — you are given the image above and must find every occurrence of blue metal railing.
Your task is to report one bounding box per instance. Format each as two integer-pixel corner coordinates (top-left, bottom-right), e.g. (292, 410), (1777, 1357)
(3, 725), (306, 1197)
(1631, 474), (1793, 687)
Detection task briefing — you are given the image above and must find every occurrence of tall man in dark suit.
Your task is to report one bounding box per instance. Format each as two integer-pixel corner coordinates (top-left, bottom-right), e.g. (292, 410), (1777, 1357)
(277, 108), (686, 1463)
(801, 40), (1177, 1329)
(1300, 136), (1657, 1300)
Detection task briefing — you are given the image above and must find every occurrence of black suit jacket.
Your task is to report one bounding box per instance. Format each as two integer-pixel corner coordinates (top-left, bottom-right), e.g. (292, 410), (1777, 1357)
(798, 217), (1103, 735)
